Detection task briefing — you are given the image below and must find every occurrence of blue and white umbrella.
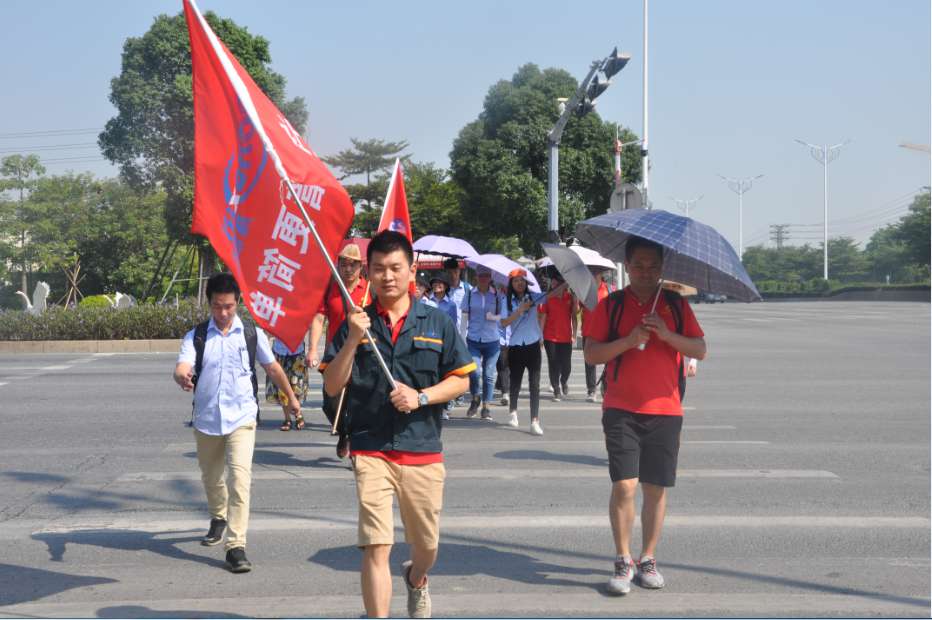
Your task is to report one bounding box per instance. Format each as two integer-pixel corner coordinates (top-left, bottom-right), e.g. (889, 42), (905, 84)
(575, 209), (762, 302)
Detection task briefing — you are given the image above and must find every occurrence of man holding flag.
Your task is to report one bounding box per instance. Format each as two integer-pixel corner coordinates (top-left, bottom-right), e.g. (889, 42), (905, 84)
(179, 0), (355, 571)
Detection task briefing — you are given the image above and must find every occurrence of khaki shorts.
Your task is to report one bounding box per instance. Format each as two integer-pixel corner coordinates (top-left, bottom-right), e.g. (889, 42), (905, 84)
(353, 455), (445, 549)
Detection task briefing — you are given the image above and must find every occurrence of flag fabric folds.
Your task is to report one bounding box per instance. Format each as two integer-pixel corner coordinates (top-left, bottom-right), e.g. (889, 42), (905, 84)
(183, 0), (355, 351)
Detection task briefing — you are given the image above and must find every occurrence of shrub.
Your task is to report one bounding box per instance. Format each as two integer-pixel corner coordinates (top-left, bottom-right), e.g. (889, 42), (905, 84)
(0, 299), (256, 341)
(79, 295), (113, 309)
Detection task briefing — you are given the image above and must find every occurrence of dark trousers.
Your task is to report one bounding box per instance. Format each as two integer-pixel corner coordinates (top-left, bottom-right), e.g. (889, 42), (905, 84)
(495, 346), (510, 397)
(583, 336), (598, 394)
(508, 342), (542, 420)
(544, 340), (572, 393)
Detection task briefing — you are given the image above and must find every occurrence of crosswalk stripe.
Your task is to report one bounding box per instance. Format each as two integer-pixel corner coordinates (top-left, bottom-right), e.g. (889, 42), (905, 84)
(28, 513), (927, 536)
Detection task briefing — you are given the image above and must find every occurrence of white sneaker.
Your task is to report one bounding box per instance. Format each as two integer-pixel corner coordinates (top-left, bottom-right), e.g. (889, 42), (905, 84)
(607, 557), (635, 595)
(586, 391), (598, 403)
(401, 560), (431, 618)
(530, 420), (543, 435)
(441, 411), (450, 421)
(637, 556), (665, 589)
(507, 411), (519, 427)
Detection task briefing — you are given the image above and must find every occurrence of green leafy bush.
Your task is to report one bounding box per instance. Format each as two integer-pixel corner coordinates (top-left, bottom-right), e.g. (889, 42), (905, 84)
(79, 295), (113, 309)
(0, 300), (256, 341)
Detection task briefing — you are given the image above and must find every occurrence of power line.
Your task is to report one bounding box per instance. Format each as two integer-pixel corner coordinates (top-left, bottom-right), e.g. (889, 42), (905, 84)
(0, 127), (102, 139)
(0, 142), (99, 154)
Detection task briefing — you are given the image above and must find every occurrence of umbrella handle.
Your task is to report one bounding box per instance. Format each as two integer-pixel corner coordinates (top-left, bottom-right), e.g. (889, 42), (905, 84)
(638, 280), (665, 351)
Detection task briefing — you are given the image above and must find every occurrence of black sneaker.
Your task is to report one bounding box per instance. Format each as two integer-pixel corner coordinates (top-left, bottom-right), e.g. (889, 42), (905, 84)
(201, 518), (227, 546)
(480, 406), (493, 421)
(225, 547), (252, 573)
(465, 396), (480, 418)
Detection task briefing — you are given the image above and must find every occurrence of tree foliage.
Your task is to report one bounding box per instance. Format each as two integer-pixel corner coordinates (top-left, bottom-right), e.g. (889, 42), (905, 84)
(450, 63), (640, 255)
(0, 154), (46, 292)
(98, 10), (308, 244)
(324, 138), (409, 210)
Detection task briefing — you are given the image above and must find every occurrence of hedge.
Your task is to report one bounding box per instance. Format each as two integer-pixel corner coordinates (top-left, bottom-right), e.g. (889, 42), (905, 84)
(0, 300), (255, 341)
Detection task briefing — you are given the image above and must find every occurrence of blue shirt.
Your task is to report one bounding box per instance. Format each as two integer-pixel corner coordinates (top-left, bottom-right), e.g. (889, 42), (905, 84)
(502, 292), (546, 346)
(177, 315), (275, 436)
(462, 286), (502, 343)
(425, 294), (459, 326)
(272, 338), (305, 356)
(447, 280), (469, 332)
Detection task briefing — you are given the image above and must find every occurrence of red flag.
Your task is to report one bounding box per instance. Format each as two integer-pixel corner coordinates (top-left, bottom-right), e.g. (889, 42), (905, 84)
(183, 0), (354, 351)
(377, 159), (411, 241)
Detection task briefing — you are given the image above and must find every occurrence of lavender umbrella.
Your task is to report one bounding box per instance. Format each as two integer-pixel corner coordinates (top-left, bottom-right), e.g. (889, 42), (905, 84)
(465, 254), (541, 293)
(412, 235), (479, 258)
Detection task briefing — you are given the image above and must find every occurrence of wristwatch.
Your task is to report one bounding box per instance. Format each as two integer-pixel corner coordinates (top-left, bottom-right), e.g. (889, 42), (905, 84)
(417, 391), (430, 408)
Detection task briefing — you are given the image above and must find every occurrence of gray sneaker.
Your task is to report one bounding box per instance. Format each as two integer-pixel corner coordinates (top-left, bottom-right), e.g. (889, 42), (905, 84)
(637, 557), (665, 589)
(401, 560), (431, 618)
(606, 557), (635, 595)
(480, 406), (493, 421)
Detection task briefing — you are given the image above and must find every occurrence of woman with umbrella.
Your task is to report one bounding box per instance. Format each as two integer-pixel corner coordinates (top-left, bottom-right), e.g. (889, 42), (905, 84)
(500, 268), (566, 435)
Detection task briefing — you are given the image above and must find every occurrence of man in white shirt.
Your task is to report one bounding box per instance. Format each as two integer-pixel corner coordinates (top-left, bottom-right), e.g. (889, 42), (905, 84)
(173, 273), (300, 573)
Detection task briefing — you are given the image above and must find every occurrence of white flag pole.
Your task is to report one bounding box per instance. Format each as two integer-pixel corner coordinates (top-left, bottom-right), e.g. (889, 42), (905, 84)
(187, 0), (396, 388)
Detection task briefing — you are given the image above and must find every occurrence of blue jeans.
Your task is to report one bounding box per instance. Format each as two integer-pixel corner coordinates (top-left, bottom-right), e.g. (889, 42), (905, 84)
(467, 339), (500, 403)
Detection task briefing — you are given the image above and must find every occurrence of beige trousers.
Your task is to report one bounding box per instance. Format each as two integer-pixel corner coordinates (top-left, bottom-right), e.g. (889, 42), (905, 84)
(193, 422), (256, 551)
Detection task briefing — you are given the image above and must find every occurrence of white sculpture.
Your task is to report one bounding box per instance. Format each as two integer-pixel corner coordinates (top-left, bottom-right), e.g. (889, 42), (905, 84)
(15, 281), (50, 316)
(102, 292), (137, 309)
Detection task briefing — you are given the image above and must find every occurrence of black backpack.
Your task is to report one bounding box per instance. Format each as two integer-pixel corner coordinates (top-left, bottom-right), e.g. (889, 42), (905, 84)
(599, 289), (687, 400)
(190, 319), (259, 425)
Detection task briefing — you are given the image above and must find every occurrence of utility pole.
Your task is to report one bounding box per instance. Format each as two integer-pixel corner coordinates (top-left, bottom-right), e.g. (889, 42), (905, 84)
(641, 0), (650, 208)
(718, 174), (763, 260)
(795, 139), (849, 280)
(769, 224), (790, 249)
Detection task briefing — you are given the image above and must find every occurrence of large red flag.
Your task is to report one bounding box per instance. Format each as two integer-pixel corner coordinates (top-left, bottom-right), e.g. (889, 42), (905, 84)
(184, 0), (354, 351)
(377, 159), (411, 241)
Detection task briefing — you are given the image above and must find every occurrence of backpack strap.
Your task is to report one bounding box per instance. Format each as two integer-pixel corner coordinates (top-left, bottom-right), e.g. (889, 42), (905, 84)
(605, 290), (626, 382)
(192, 320), (210, 388)
(661, 289), (687, 400)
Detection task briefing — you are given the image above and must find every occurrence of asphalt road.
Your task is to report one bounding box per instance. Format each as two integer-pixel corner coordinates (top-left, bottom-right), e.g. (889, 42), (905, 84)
(0, 301), (928, 617)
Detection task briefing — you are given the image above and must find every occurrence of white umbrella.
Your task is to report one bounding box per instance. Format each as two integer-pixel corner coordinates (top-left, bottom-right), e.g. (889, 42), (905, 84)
(536, 244), (615, 271)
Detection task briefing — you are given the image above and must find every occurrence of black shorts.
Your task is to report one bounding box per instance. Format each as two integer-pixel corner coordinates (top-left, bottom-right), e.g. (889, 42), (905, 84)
(602, 408), (683, 487)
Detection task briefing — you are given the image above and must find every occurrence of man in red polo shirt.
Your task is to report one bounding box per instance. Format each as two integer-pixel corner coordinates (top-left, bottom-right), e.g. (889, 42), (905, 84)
(308, 242), (370, 454)
(538, 276), (578, 401)
(584, 236), (706, 596)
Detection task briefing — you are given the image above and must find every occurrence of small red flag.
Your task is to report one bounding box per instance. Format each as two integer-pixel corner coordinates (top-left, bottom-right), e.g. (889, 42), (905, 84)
(183, 0), (354, 351)
(377, 159), (411, 241)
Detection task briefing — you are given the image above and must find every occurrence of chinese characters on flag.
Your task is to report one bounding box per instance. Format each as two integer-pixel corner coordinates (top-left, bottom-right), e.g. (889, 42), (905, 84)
(183, 0), (354, 351)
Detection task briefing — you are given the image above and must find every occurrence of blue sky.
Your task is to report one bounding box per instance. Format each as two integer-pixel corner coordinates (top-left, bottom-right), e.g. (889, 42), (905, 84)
(0, 0), (928, 252)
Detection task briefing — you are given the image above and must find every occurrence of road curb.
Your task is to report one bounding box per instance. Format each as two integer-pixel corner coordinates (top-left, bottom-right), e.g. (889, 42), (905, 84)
(0, 339), (181, 354)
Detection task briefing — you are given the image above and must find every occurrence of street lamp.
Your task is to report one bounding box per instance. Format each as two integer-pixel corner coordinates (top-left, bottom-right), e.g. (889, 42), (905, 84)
(795, 138), (849, 280)
(547, 47), (631, 241)
(718, 174), (763, 260)
(669, 195), (703, 218)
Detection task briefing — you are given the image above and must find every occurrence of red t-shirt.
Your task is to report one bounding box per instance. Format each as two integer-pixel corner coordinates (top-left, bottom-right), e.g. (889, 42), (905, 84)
(587, 286), (704, 416)
(539, 291), (576, 343)
(319, 277), (370, 342)
(581, 280), (611, 338)
(351, 296), (443, 465)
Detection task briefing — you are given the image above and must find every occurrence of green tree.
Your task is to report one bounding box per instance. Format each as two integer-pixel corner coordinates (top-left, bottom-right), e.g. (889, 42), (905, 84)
(98, 9), (308, 282)
(827, 236), (870, 283)
(0, 154), (46, 293)
(325, 138), (409, 209)
(450, 63), (640, 255)
(350, 161), (465, 240)
(892, 191), (930, 266)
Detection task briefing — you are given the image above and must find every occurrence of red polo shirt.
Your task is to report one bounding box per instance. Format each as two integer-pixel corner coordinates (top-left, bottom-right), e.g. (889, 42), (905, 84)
(319, 277), (370, 342)
(581, 280), (611, 338)
(539, 290), (576, 343)
(353, 296), (443, 466)
(588, 286), (703, 415)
